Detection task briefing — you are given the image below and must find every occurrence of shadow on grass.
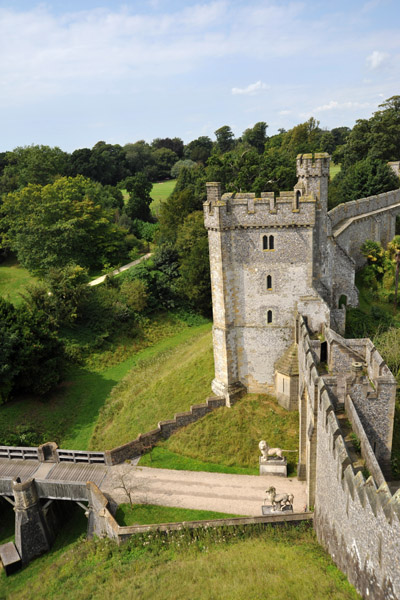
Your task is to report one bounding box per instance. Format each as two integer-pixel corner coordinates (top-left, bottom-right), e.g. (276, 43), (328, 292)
(0, 367), (119, 451)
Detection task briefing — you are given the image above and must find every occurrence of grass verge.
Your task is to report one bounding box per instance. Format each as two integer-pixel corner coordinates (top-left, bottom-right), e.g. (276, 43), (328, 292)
(0, 255), (36, 305)
(89, 322), (213, 450)
(0, 521), (360, 600)
(140, 394), (299, 476)
(116, 504), (242, 526)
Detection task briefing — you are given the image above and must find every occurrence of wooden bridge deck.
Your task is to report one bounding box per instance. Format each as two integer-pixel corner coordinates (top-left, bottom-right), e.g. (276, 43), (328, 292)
(0, 458), (107, 500)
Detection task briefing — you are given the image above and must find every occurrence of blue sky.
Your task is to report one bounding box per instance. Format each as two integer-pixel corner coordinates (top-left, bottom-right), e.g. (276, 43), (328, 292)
(0, 0), (399, 152)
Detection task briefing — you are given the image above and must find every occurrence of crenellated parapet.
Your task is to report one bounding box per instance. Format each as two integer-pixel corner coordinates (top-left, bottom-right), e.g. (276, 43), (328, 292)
(204, 184), (317, 231)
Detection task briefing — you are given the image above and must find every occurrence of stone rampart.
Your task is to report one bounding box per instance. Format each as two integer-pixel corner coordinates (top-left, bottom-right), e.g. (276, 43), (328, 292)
(315, 388), (400, 599)
(329, 188), (400, 267)
(104, 396), (225, 465)
(298, 316), (400, 598)
(329, 188), (400, 229)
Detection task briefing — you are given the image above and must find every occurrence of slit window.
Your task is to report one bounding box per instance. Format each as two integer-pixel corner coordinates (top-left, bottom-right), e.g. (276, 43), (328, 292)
(262, 234), (275, 251)
(267, 310), (273, 324)
(295, 190), (301, 209)
(266, 275), (272, 290)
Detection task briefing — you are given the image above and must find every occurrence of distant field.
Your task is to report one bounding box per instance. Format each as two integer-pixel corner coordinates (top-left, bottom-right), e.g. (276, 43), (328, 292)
(150, 179), (176, 214)
(0, 255), (36, 305)
(330, 162), (341, 178)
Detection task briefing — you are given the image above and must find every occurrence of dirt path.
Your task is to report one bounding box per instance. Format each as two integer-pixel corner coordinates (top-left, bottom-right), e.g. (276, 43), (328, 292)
(88, 253), (152, 287)
(101, 465), (307, 516)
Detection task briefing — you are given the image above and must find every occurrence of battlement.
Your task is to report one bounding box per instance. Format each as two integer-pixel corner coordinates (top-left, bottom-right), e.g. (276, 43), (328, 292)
(296, 152), (330, 178)
(204, 184), (316, 231)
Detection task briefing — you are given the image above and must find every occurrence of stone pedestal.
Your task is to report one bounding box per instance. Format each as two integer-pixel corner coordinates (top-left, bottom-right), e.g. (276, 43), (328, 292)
(261, 504), (293, 515)
(259, 457), (287, 477)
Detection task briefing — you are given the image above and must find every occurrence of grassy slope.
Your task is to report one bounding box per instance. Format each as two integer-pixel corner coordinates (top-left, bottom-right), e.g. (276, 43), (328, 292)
(150, 179), (176, 214)
(89, 322), (213, 450)
(116, 504), (241, 526)
(0, 314), (211, 451)
(0, 255), (36, 305)
(140, 394), (299, 476)
(0, 519), (360, 600)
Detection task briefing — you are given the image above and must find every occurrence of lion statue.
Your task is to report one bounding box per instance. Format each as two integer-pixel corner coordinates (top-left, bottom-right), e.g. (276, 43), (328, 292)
(264, 486), (294, 511)
(259, 440), (288, 461)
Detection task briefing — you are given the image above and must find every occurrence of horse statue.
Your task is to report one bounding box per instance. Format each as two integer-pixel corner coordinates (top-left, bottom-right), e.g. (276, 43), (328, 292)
(264, 486), (294, 511)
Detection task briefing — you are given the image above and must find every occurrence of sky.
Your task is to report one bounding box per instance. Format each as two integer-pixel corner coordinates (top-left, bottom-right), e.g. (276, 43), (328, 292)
(0, 0), (399, 152)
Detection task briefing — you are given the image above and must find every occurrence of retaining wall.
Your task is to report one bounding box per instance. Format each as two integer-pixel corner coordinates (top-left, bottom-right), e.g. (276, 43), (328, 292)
(104, 396), (225, 465)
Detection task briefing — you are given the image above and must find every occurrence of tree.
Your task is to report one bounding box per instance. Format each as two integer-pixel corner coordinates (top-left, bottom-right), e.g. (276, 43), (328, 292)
(0, 145), (69, 193)
(152, 147), (179, 180)
(1, 176), (128, 273)
(175, 211), (211, 313)
(0, 297), (64, 403)
(171, 159), (196, 179)
(242, 122), (268, 153)
(151, 137), (184, 158)
(328, 158), (399, 208)
(124, 141), (155, 176)
(215, 126), (235, 153)
(184, 136), (213, 163)
(124, 173), (153, 222)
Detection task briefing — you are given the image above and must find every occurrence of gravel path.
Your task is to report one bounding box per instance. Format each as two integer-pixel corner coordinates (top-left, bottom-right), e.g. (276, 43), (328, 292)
(88, 253), (152, 287)
(101, 465), (307, 516)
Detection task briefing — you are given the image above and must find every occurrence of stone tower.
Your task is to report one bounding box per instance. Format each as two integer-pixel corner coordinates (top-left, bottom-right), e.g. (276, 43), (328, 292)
(203, 153), (331, 405)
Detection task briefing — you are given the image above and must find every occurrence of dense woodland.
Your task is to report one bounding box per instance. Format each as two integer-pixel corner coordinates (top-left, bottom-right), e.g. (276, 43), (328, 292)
(1, 96), (400, 407)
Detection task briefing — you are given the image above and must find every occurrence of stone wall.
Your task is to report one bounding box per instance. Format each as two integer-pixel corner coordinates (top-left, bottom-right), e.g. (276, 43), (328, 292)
(314, 389), (400, 600)
(297, 315), (400, 599)
(104, 396), (225, 465)
(329, 188), (400, 267)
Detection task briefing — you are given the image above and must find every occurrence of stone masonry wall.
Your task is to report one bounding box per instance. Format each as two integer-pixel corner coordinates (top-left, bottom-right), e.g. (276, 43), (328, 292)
(298, 316), (400, 599)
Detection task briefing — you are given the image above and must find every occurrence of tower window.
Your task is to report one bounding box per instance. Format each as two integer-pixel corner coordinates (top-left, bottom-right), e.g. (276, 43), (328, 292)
(262, 234), (275, 251)
(295, 190), (301, 209)
(267, 310), (273, 324)
(266, 275), (272, 290)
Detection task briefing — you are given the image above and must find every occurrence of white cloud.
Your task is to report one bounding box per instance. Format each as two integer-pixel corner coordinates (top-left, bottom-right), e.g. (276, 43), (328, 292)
(279, 110), (291, 115)
(313, 100), (370, 112)
(366, 50), (389, 70)
(232, 81), (269, 96)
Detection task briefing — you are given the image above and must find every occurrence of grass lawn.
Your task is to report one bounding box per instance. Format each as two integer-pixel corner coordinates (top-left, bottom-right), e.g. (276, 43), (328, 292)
(140, 394), (299, 476)
(330, 162), (341, 179)
(0, 518), (360, 600)
(89, 321), (213, 450)
(150, 179), (176, 215)
(0, 255), (36, 305)
(116, 504), (242, 526)
(0, 313), (212, 451)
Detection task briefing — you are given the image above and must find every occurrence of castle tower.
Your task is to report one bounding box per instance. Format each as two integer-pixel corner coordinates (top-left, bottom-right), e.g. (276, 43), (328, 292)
(296, 153), (332, 297)
(204, 165), (331, 405)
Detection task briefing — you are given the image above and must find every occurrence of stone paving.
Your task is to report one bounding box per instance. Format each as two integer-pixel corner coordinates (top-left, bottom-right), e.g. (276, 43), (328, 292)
(101, 465), (307, 516)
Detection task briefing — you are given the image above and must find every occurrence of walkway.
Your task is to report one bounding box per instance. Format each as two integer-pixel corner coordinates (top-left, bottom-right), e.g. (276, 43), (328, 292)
(88, 253), (152, 287)
(101, 465), (307, 516)
(332, 201), (400, 238)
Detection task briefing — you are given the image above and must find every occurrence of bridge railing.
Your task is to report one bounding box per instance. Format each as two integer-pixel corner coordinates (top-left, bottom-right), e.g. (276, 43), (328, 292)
(0, 446), (39, 461)
(57, 449), (106, 464)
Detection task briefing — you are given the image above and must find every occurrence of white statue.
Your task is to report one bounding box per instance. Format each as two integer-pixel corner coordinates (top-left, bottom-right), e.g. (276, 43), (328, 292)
(259, 440), (295, 462)
(264, 486), (294, 511)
